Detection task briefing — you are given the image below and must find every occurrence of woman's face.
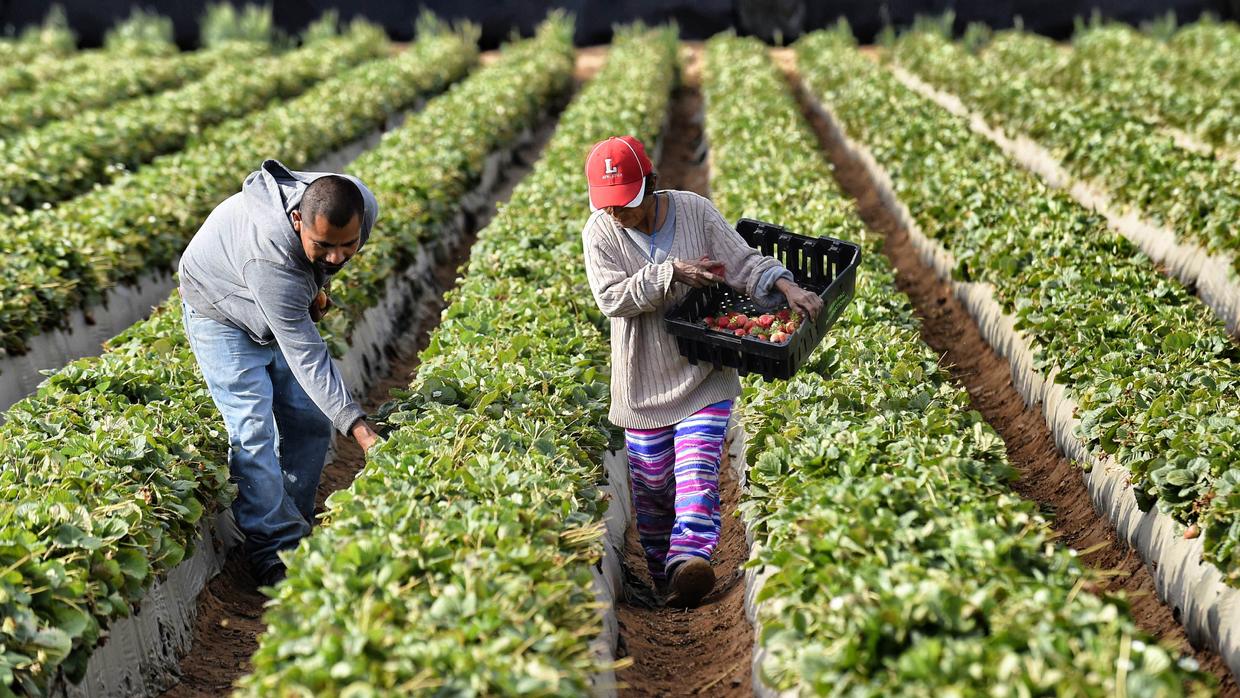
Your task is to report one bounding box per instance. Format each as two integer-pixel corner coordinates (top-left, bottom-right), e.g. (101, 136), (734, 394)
(604, 193), (651, 229)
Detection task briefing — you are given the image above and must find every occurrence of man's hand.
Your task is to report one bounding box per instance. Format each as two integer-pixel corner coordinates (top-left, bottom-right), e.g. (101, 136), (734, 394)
(310, 288), (332, 323)
(775, 277), (823, 319)
(672, 257), (724, 288)
(350, 418), (381, 454)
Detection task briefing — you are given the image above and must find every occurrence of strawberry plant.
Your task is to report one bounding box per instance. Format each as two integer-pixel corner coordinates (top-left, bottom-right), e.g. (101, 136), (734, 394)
(800, 27), (1240, 581)
(0, 21), (575, 693)
(0, 24), (387, 213)
(238, 22), (677, 695)
(707, 32), (1211, 694)
(889, 31), (1240, 274)
(0, 29), (477, 357)
(1062, 23), (1239, 154)
(1165, 17), (1240, 94)
(0, 42), (266, 137)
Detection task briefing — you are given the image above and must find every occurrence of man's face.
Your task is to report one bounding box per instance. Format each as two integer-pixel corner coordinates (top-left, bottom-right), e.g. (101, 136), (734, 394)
(293, 210), (361, 276)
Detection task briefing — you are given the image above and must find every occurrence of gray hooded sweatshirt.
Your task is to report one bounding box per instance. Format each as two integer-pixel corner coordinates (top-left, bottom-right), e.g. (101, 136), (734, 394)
(178, 159), (378, 435)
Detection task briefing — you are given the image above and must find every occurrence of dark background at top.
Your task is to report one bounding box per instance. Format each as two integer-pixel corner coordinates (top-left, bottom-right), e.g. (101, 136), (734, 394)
(1, 0), (1237, 49)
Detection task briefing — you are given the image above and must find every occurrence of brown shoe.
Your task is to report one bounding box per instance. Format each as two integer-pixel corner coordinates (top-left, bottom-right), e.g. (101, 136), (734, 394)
(667, 557), (715, 608)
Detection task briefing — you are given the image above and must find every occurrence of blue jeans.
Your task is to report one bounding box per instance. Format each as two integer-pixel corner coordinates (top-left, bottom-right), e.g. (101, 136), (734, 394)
(181, 301), (334, 576)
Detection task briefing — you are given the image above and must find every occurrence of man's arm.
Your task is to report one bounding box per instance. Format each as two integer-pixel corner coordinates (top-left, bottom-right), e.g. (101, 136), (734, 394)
(242, 259), (374, 442)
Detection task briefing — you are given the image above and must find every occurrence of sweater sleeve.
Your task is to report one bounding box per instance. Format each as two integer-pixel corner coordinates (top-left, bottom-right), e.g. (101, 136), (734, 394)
(242, 259), (365, 435)
(583, 222), (676, 318)
(702, 197), (786, 298)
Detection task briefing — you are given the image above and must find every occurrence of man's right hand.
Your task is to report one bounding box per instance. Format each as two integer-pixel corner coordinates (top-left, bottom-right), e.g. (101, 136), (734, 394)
(350, 419), (381, 454)
(672, 257), (724, 288)
(310, 289), (332, 323)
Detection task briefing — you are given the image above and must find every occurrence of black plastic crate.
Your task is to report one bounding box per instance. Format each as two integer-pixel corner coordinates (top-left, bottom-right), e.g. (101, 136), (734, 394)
(663, 218), (860, 380)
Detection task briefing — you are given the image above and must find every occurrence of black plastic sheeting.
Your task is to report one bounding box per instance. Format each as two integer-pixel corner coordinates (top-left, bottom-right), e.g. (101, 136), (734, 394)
(1, 0), (1236, 49)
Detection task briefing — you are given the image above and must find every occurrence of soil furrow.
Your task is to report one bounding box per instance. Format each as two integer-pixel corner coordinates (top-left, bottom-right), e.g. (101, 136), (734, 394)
(770, 47), (1239, 694)
(613, 43), (754, 698)
(157, 49), (588, 696)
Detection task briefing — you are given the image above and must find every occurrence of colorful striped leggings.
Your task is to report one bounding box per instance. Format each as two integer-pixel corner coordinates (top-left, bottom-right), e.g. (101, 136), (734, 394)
(623, 400), (733, 584)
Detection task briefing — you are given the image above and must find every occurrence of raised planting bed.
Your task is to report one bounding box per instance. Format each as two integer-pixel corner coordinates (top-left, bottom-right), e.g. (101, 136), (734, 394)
(237, 21), (679, 696)
(0, 31), (478, 411)
(798, 26), (1240, 682)
(0, 25), (386, 213)
(0, 20), (590, 696)
(889, 30), (1240, 336)
(701, 31), (1213, 695)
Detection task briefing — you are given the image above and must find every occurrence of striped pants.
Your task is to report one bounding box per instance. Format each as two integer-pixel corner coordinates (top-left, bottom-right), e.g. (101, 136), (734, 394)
(623, 400), (732, 584)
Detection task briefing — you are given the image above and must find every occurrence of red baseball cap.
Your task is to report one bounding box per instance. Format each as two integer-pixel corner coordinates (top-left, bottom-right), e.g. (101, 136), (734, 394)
(585, 135), (653, 211)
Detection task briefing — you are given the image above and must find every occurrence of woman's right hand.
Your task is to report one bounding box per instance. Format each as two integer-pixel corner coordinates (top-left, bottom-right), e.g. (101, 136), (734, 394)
(672, 257), (724, 288)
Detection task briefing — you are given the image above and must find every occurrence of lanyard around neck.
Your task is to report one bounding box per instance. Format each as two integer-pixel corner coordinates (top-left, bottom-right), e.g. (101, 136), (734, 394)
(648, 193), (661, 261)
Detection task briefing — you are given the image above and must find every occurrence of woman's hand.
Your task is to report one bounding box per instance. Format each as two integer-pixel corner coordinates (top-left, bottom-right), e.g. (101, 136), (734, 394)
(672, 257), (724, 288)
(776, 278), (823, 318)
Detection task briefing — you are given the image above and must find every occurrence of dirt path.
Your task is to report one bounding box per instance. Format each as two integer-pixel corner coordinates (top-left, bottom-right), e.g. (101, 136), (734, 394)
(770, 48), (1240, 694)
(611, 43), (754, 698)
(157, 56), (580, 696)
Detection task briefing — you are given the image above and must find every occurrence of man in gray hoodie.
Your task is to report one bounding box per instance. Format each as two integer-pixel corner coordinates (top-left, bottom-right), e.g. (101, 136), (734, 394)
(179, 159), (382, 586)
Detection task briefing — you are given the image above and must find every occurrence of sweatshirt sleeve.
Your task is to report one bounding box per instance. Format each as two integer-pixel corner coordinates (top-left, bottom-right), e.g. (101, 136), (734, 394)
(583, 223), (676, 318)
(703, 198), (786, 298)
(242, 259), (365, 435)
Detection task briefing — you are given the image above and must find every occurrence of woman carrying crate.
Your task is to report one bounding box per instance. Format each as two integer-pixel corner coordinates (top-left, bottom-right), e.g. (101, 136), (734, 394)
(581, 135), (822, 607)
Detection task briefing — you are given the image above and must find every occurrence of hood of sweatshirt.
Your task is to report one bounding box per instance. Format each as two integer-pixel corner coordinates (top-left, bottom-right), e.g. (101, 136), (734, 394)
(242, 159), (374, 285)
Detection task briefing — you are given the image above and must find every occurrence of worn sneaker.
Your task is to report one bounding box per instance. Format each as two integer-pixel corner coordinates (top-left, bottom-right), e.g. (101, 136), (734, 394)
(666, 557), (715, 608)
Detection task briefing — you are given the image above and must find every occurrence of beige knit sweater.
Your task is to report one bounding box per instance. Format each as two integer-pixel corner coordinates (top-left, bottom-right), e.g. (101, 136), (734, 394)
(582, 190), (785, 429)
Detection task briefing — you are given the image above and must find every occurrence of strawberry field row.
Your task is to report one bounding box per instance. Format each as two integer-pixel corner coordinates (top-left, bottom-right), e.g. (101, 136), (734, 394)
(238, 24), (677, 695)
(0, 25), (385, 214)
(0, 41), (267, 138)
(0, 9), (183, 97)
(0, 46), (163, 97)
(1164, 18), (1240, 95)
(889, 31), (1240, 273)
(0, 20), (564, 692)
(701, 32), (1210, 695)
(807, 30), (1240, 579)
(1062, 24), (1238, 154)
(0, 29), (476, 358)
(0, 25), (74, 67)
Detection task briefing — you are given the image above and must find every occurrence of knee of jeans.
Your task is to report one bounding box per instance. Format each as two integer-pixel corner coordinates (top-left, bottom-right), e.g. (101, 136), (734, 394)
(231, 413), (276, 453)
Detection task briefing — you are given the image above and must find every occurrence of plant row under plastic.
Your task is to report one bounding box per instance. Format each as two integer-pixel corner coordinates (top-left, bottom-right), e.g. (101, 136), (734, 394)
(0, 24), (385, 215)
(235, 22), (677, 696)
(811, 30), (1240, 583)
(1054, 22), (1239, 155)
(0, 24), (471, 359)
(0, 16), (587, 693)
(888, 30), (1240, 278)
(701, 31), (1212, 696)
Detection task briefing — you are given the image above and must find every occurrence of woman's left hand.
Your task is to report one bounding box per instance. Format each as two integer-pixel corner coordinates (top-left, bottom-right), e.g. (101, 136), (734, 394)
(776, 279), (823, 319)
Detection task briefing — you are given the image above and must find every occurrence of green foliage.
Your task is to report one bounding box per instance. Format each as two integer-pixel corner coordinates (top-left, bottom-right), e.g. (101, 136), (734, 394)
(0, 31), (478, 695)
(200, 3), (279, 47)
(1066, 22), (1240, 152)
(891, 30), (1240, 260)
(103, 7), (176, 56)
(299, 9), (339, 44)
(0, 27), (386, 214)
(0, 4), (74, 59)
(0, 42), (266, 138)
(20, 5), (75, 52)
(239, 20), (680, 695)
(1140, 10), (1179, 41)
(0, 29), (469, 358)
(714, 32), (1212, 694)
(805, 29), (1240, 582)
